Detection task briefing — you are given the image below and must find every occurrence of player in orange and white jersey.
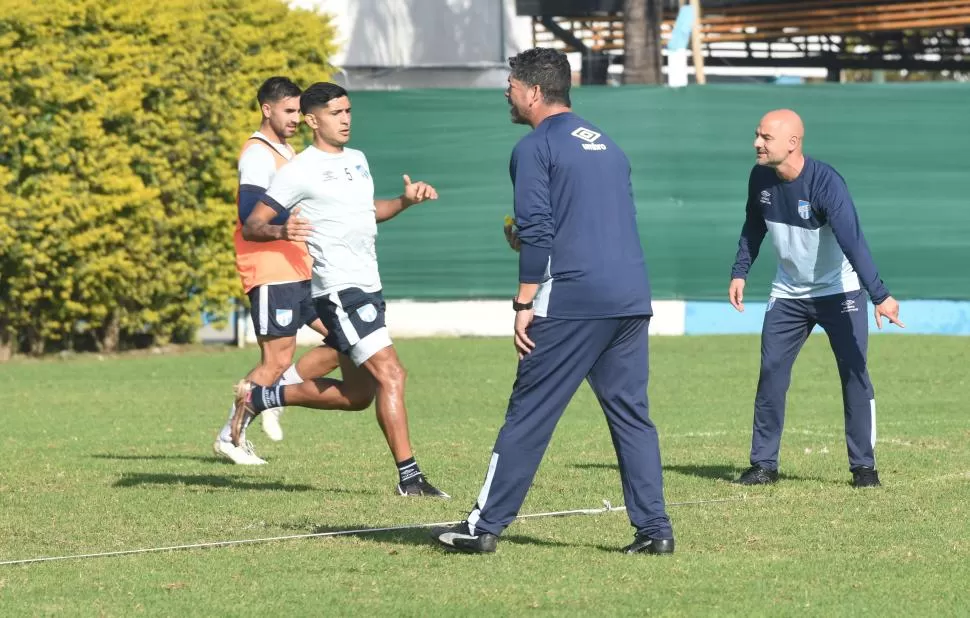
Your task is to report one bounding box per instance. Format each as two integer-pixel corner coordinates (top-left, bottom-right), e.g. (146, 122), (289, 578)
(212, 77), (342, 465)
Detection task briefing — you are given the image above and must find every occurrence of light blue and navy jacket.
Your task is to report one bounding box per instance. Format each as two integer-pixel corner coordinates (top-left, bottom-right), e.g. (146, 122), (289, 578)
(731, 156), (890, 303)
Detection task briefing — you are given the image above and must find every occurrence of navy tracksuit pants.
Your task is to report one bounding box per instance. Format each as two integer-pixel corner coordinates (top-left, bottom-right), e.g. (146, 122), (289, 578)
(467, 315), (673, 539)
(751, 289), (876, 472)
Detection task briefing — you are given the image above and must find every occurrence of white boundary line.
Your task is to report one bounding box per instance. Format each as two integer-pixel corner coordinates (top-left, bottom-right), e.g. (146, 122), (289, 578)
(0, 496), (751, 567)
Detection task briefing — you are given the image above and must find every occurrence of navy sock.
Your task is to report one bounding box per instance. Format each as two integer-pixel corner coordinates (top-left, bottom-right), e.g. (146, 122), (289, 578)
(397, 457), (423, 486)
(250, 384), (286, 413)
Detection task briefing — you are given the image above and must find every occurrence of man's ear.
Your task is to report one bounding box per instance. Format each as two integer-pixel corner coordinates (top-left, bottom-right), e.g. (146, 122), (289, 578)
(531, 84), (542, 105)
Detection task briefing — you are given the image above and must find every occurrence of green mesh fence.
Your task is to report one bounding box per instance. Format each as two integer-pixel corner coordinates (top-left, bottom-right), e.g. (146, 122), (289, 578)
(345, 83), (970, 300)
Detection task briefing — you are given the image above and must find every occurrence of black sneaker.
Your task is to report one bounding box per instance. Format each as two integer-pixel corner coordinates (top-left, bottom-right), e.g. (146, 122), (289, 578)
(396, 477), (450, 498)
(430, 521), (498, 553)
(622, 534), (675, 555)
(851, 467), (881, 488)
(735, 465), (779, 485)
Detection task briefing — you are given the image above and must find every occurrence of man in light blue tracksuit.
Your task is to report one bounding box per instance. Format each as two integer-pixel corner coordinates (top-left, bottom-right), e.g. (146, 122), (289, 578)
(729, 109), (905, 488)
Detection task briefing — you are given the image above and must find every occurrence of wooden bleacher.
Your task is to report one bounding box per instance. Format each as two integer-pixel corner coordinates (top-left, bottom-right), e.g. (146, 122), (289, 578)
(532, 0), (970, 51)
(698, 0), (970, 43)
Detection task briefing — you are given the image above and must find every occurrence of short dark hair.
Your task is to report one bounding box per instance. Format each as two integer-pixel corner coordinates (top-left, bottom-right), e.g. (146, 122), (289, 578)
(300, 82), (349, 115)
(508, 48), (571, 107)
(257, 77), (302, 105)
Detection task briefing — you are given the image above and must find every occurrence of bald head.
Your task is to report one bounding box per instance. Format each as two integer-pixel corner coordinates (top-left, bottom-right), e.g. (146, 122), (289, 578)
(754, 109), (805, 171)
(761, 109), (804, 140)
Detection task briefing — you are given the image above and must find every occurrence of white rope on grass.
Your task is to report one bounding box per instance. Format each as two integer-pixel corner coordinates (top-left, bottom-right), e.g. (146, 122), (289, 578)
(0, 495), (752, 567)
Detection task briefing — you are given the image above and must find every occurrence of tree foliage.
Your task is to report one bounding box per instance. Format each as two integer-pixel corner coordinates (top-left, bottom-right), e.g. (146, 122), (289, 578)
(0, 0), (335, 357)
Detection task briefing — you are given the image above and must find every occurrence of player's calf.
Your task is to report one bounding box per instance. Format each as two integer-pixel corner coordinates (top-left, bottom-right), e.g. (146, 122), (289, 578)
(230, 380), (261, 447)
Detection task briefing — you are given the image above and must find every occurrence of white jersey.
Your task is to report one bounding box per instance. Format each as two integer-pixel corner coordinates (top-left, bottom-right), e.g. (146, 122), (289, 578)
(238, 132), (293, 189)
(263, 145), (379, 297)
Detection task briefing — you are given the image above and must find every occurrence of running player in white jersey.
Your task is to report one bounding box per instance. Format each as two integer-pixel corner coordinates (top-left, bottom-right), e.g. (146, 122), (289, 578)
(212, 76), (340, 465)
(230, 82), (448, 497)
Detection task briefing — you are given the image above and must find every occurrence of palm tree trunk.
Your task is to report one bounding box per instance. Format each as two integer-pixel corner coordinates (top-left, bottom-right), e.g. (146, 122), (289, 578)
(624, 0), (663, 84)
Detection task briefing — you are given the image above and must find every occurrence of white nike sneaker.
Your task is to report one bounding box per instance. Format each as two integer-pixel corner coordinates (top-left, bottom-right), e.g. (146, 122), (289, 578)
(261, 407), (284, 442)
(212, 439), (267, 465)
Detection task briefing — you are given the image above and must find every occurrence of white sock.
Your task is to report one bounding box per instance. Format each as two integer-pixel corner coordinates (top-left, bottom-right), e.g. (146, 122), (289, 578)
(280, 364), (303, 386)
(217, 402), (236, 443)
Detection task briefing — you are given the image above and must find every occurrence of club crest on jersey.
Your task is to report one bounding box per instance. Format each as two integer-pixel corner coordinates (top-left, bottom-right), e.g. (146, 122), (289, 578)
(570, 127), (607, 151)
(797, 200), (812, 219)
(355, 164), (371, 179)
(276, 309), (293, 327)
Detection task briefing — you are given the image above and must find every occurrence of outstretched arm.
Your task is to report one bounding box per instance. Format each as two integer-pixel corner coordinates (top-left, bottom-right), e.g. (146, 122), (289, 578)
(375, 174), (438, 222)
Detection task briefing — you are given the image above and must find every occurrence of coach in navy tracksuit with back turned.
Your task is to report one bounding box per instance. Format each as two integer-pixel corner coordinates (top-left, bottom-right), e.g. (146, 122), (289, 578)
(431, 48), (674, 555)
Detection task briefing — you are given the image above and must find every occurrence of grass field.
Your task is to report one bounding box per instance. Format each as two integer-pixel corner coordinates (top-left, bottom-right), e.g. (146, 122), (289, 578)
(1, 334), (968, 616)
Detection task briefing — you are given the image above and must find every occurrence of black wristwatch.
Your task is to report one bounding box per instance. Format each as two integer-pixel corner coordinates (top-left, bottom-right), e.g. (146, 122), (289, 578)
(512, 298), (534, 311)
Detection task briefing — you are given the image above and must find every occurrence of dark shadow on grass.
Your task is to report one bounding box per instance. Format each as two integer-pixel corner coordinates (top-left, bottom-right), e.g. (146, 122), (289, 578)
(93, 454), (219, 463)
(573, 462), (820, 483)
(591, 543), (640, 554)
(501, 534), (594, 550)
(572, 462), (738, 480)
(304, 524), (438, 547)
(665, 464), (822, 483)
(664, 464), (739, 481)
(113, 473), (316, 492)
(289, 525), (602, 551)
(570, 462), (619, 471)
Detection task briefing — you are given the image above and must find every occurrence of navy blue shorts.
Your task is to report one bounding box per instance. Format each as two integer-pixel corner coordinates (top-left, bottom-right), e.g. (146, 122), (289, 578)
(314, 287), (392, 366)
(247, 281), (318, 338)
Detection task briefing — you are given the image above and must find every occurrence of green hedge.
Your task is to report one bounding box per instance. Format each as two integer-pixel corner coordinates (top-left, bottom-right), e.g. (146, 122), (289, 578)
(0, 0), (335, 356)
